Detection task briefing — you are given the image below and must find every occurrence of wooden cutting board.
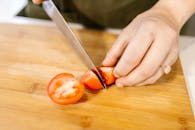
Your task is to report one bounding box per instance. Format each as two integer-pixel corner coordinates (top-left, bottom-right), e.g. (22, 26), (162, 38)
(0, 23), (194, 130)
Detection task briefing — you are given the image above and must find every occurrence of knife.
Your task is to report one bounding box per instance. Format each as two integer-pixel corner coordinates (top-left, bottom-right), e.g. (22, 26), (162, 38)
(42, 0), (106, 88)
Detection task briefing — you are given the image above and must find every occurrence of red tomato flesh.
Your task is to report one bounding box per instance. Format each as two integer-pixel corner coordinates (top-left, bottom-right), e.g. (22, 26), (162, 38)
(47, 73), (84, 105)
(80, 70), (103, 90)
(98, 67), (116, 85)
(80, 67), (116, 90)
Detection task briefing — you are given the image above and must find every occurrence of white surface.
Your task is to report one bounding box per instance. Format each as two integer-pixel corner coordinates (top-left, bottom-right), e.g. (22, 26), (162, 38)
(179, 37), (195, 117)
(0, 0), (27, 21)
(0, 0), (195, 117)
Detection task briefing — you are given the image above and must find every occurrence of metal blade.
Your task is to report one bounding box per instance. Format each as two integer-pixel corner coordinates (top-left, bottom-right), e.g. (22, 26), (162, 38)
(42, 0), (106, 88)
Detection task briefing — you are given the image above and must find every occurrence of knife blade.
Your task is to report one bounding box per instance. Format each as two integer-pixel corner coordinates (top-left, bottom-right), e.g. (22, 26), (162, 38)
(42, 0), (106, 88)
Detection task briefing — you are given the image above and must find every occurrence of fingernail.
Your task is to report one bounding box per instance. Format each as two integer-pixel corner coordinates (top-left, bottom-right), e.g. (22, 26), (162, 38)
(116, 82), (124, 88)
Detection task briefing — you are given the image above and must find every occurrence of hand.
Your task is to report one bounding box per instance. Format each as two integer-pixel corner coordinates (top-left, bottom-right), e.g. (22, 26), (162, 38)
(102, 10), (179, 87)
(102, 0), (195, 87)
(32, 0), (43, 4)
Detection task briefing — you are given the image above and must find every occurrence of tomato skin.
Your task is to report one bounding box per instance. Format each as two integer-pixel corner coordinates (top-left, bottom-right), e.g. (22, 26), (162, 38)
(80, 67), (116, 90)
(98, 67), (116, 85)
(47, 73), (84, 105)
(80, 70), (103, 90)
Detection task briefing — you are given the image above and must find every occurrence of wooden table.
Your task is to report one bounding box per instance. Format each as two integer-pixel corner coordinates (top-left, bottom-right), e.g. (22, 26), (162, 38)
(0, 23), (194, 130)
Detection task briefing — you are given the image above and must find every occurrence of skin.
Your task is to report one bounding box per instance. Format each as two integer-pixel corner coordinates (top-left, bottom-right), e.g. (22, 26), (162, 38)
(102, 0), (195, 87)
(33, 0), (195, 87)
(32, 0), (43, 4)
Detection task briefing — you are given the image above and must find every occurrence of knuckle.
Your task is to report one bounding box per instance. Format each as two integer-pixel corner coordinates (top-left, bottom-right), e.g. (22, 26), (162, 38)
(121, 27), (132, 38)
(139, 21), (156, 37)
(123, 56), (139, 67)
(121, 49), (141, 67)
(114, 67), (126, 77)
(134, 14), (142, 19)
(139, 67), (154, 77)
(106, 51), (118, 59)
(120, 29), (130, 39)
(115, 59), (136, 76)
(121, 27), (129, 34)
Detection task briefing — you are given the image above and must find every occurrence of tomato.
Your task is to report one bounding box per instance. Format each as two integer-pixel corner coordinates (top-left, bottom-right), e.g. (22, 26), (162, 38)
(80, 70), (103, 90)
(98, 67), (116, 85)
(80, 67), (116, 90)
(47, 73), (84, 105)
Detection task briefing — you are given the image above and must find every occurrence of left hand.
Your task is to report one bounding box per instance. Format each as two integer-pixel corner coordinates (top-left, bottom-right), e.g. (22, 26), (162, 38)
(102, 7), (180, 87)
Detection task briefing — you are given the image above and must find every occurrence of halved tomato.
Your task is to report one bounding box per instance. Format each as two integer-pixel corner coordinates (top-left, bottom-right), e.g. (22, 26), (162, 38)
(80, 67), (116, 90)
(47, 73), (84, 105)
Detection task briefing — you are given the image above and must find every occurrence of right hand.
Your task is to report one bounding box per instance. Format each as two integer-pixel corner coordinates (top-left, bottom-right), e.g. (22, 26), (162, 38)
(32, 0), (43, 4)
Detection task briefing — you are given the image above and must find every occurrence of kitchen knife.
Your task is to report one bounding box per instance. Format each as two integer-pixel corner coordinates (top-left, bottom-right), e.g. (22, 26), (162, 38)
(42, 0), (106, 88)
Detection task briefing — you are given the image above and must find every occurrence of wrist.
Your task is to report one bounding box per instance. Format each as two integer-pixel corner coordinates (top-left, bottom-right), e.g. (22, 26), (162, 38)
(151, 0), (195, 31)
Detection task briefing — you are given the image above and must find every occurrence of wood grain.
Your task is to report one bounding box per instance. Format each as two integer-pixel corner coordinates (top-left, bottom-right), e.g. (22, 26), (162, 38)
(0, 23), (194, 130)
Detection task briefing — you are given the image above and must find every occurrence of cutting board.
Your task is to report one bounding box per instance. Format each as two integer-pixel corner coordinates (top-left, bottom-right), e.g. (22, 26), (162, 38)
(0, 23), (194, 130)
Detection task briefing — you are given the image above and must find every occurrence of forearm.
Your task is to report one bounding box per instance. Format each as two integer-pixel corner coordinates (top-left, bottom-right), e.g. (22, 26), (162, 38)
(152, 0), (195, 30)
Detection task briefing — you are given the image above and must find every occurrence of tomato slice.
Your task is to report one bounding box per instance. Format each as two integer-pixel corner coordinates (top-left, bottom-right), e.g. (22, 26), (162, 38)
(47, 73), (84, 105)
(98, 67), (116, 85)
(80, 67), (116, 90)
(80, 70), (103, 90)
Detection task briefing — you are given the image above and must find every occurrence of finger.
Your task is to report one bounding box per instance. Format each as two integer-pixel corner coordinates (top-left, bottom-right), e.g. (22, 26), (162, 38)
(32, 0), (43, 4)
(102, 33), (128, 66)
(135, 40), (178, 86)
(136, 68), (163, 86)
(113, 29), (153, 77)
(102, 21), (138, 67)
(116, 35), (172, 87)
(162, 40), (178, 67)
